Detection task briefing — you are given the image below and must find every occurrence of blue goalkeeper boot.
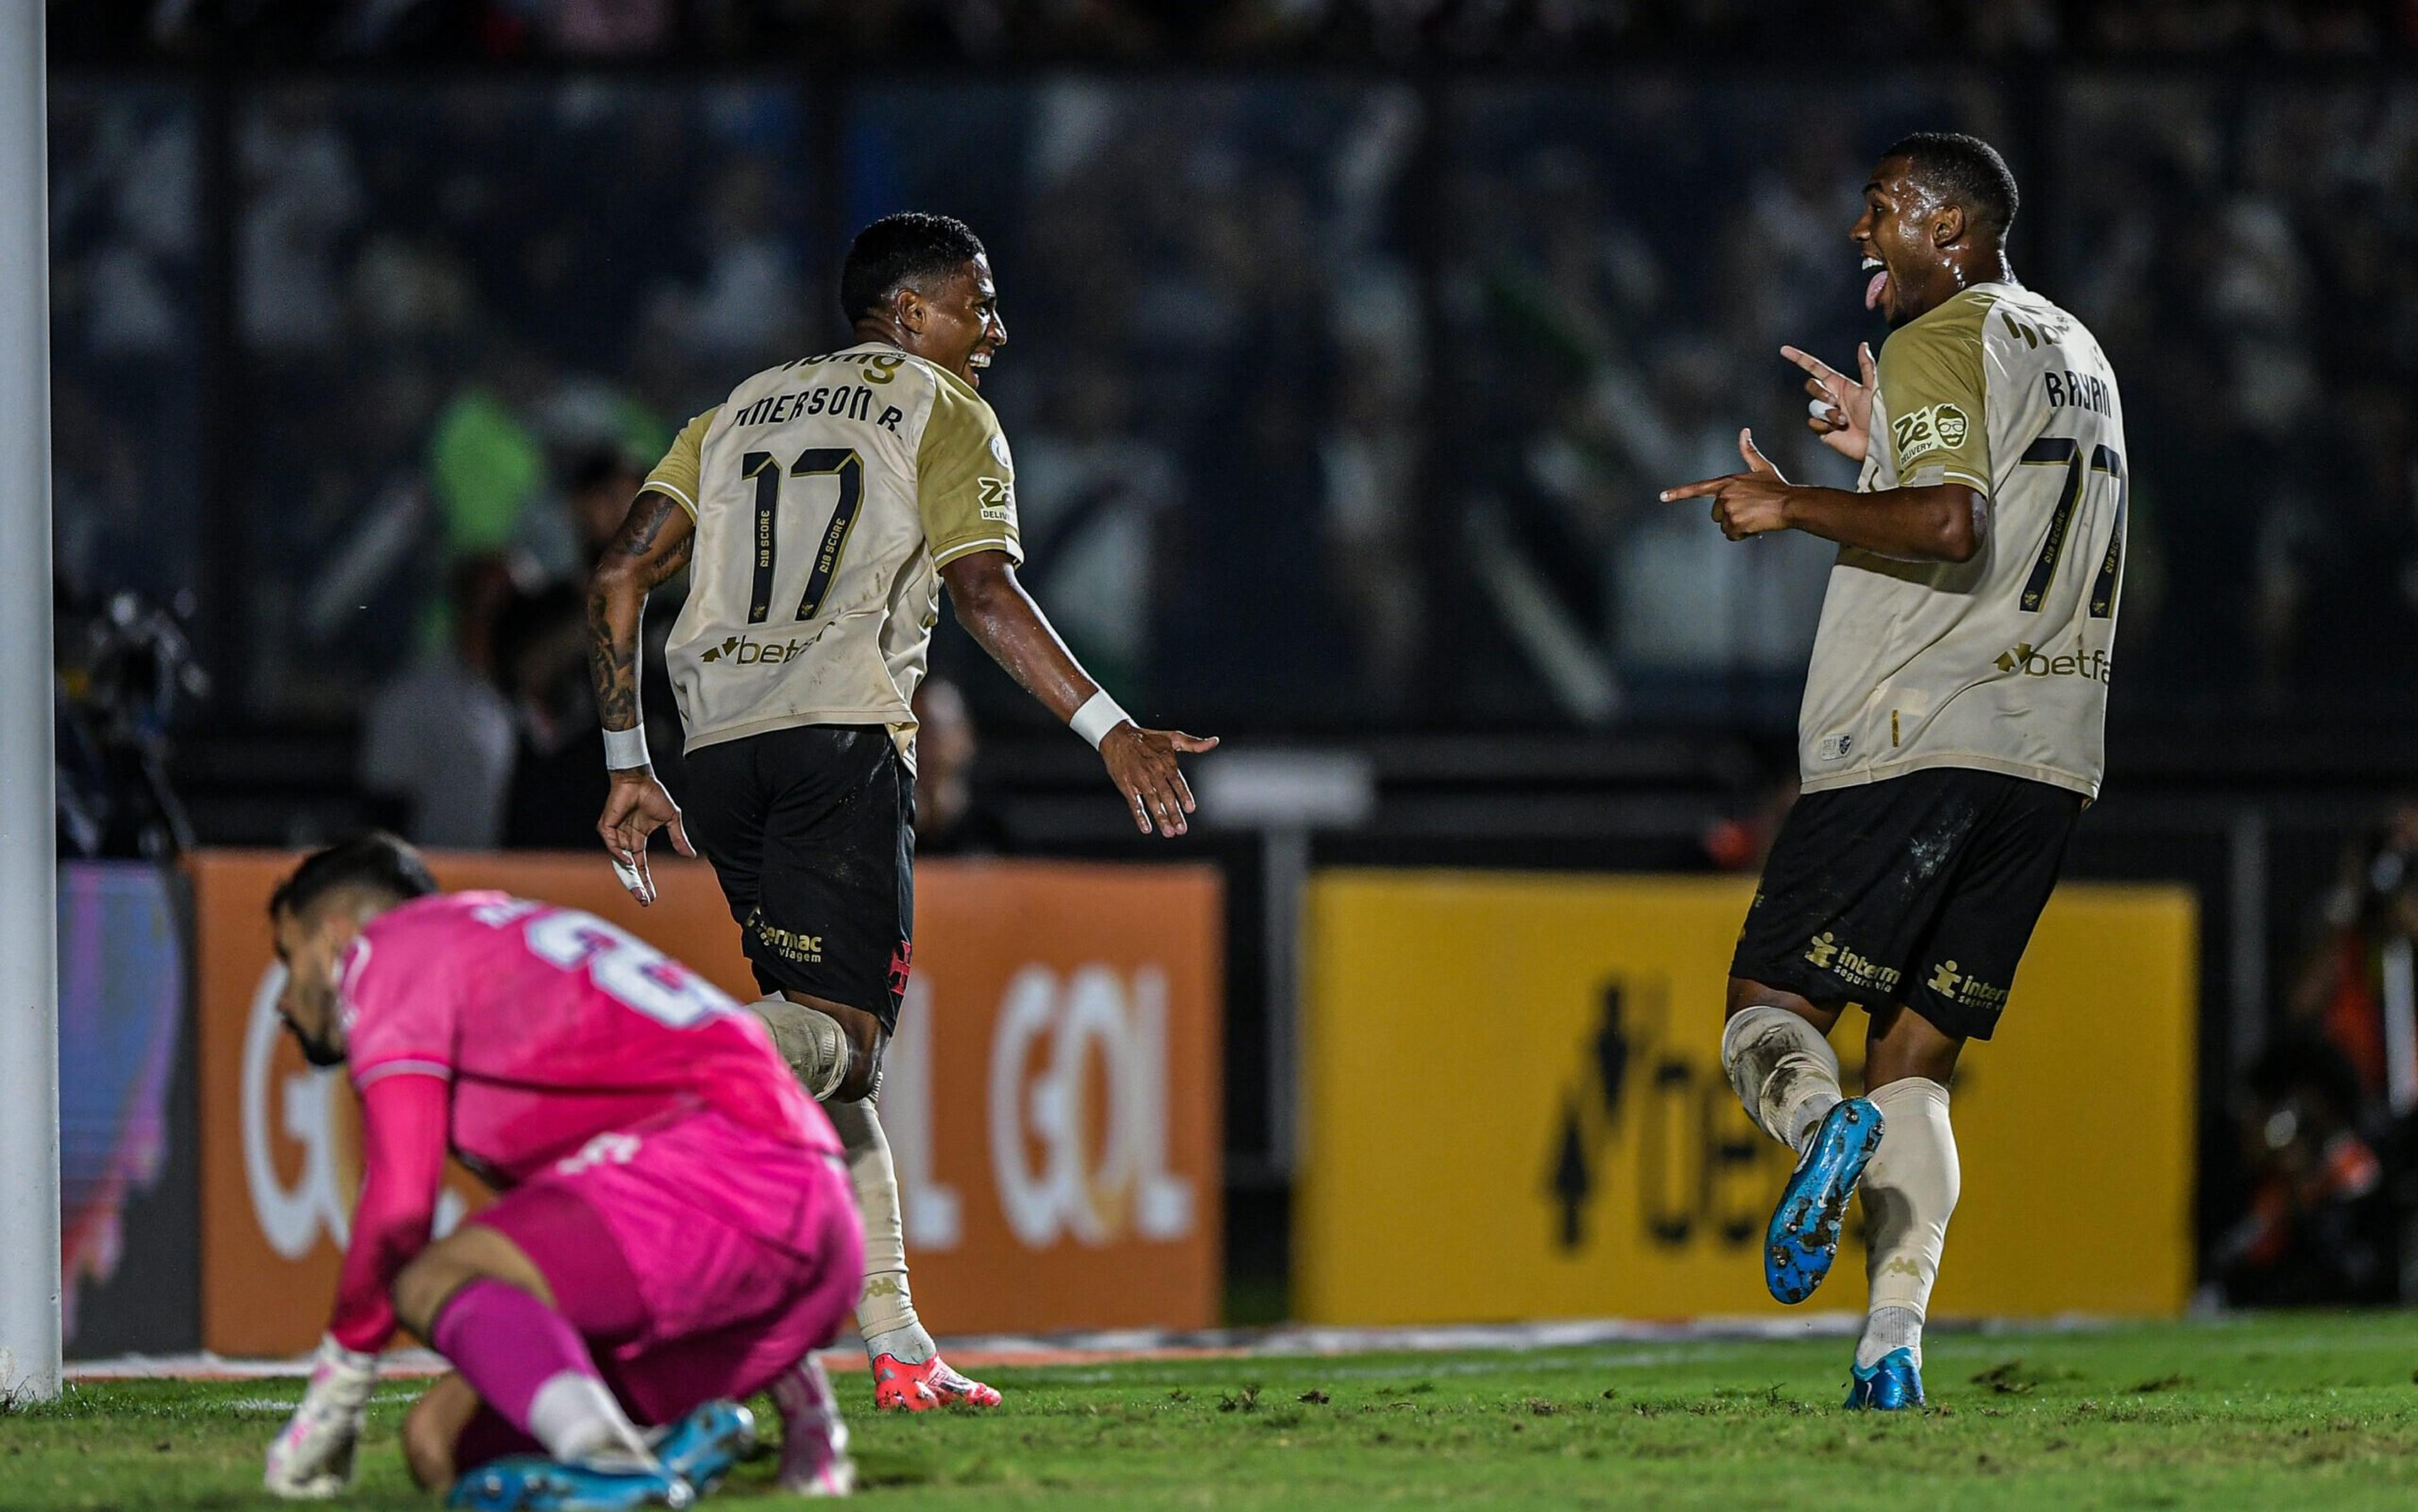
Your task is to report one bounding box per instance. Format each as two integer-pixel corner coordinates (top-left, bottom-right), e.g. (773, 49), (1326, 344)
(446, 1454), (693, 1510)
(1846, 1347), (1926, 1410)
(1765, 1097), (1885, 1304)
(649, 1401), (756, 1494)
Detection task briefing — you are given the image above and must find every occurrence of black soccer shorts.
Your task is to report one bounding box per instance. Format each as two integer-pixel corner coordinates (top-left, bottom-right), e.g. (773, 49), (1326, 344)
(680, 723), (916, 1033)
(1728, 766), (2084, 1041)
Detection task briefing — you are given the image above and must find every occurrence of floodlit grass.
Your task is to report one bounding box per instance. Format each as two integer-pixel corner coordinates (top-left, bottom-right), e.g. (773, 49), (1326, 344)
(6, 1314), (2418, 1509)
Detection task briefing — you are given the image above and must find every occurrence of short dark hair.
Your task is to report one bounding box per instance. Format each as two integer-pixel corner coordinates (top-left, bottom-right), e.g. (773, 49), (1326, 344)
(269, 833), (438, 923)
(1881, 131), (2019, 241)
(839, 212), (986, 324)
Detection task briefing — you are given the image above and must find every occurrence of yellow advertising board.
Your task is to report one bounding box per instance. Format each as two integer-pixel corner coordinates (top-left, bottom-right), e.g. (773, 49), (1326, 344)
(1297, 872), (2194, 1324)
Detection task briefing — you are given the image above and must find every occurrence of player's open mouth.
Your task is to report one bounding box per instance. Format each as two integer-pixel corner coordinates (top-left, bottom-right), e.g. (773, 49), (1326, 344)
(1863, 256), (1890, 312)
(968, 350), (992, 384)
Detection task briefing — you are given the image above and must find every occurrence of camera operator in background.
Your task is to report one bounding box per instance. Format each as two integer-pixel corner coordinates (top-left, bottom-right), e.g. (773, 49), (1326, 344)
(2210, 1033), (2393, 1305)
(55, 581), (209, 861)
(2287, 802), (2418, 1115)
(2212, 803), (2418, 1305)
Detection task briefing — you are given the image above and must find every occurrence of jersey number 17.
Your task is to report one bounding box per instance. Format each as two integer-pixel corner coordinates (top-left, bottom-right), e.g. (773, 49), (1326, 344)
(742, 448), (866, 624)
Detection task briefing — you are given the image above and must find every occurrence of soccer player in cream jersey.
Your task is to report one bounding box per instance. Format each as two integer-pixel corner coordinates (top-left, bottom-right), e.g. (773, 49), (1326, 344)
(586, 212), (1215, 1412)
(1663, 133), (2125, 1410)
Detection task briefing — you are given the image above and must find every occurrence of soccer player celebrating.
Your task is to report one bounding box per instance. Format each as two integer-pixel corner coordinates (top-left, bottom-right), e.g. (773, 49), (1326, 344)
(259, 835), (861, 1506)
(586, 212), (1215, 1410)
(1662, 134), (2126, 1410)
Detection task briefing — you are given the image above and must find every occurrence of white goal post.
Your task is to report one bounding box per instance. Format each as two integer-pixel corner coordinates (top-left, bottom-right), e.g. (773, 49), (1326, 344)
(0, 1), (62, 1403)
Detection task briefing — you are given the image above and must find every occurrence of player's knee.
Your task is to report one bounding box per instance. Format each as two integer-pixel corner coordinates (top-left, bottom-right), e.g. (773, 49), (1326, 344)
(746, 996), (861, 1100)
(390, 1251), (467, 1343)
(832, 1023), (885, 1104)
(1865, 1009), (1963, 1090)
(1725, 976), (1841, 1029)
(392, 1225), (549, 1341)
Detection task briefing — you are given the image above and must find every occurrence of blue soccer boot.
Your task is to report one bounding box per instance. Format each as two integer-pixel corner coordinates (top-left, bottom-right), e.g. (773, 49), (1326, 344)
(446, 1454), (693, 1511)
(648, 1401), (756, 1494)
(1765, 1097), (1885, 1304)
(1846, 1346), (1926, 1410)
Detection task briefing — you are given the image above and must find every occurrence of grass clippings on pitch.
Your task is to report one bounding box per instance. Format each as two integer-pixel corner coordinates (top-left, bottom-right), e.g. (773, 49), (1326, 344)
(6, 1313), (2418, 1509)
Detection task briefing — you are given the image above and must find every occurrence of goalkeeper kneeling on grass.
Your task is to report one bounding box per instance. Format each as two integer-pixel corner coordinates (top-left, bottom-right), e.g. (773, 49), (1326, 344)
(259, 834), (860, 1508)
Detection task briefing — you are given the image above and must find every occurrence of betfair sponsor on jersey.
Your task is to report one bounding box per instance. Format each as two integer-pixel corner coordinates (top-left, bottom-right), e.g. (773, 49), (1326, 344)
(1996, 641), (2114, 683)
(695, 631), (823, 667)
(191, 851), (1222, 1353)
(1297, 871), (2195, 1324)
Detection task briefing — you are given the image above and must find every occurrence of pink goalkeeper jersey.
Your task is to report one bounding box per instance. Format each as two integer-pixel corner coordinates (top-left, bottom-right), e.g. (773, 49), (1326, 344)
(341, 892), (836, 1184)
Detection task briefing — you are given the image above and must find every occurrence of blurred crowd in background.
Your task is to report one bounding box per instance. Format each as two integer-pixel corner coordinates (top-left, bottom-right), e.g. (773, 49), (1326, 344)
(39, 0), (2418, 1308)
(52, 62), (2418, 736)
(50, 0), (2418, 62)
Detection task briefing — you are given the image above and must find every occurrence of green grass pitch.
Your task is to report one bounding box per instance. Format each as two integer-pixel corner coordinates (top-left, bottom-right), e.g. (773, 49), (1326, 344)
(6, 1314), (2417, 1510)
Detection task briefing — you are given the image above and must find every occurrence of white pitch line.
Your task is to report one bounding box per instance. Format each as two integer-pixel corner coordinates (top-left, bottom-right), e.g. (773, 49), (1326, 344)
(64, 1315), (2120, 1382)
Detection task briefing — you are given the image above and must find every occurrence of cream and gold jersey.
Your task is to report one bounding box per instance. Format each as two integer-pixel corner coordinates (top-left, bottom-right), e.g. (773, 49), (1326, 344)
(643, 342), (1021, 764)
(1798, 282), (2125, 800)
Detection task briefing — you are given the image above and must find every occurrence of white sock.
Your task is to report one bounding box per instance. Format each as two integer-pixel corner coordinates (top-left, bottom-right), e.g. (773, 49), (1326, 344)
(823, 1096), (936, 1365)
(1721, 1004), (1843, 1152)
(526, 1372), (653, 1467)
(1857, 1076), (1960, 1370)
(1858, 1305), (1924, 1370)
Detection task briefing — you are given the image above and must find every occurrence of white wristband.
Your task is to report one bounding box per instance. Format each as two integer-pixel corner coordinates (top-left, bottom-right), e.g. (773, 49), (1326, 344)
(1069, 690), (1132, 749)
(603, 724), (650, 771)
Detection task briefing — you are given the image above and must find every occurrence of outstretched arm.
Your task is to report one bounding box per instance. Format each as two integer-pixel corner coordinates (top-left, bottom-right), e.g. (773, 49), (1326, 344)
(266, 1072), (448, 1499)
(1662, 429), (1989, 564)
(939, 549), (1217, 837)
(586, 489), (699, 904)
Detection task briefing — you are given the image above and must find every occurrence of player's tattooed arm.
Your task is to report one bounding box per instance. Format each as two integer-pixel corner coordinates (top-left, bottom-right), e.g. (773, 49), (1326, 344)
(939, 550), (1217, 838)
(1662, 429), (1987, 564)
(584, 489), (696, 739)
(587, 488), (696, 905)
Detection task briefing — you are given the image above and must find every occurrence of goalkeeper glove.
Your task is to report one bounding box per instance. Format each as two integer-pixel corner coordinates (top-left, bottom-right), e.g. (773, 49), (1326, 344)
(263, 1336), (378, 1499)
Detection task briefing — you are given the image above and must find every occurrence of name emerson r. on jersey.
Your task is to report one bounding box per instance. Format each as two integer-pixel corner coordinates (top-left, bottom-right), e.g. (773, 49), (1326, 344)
(642, 342), (1022, 756)
(1803, 280), (2127, 802)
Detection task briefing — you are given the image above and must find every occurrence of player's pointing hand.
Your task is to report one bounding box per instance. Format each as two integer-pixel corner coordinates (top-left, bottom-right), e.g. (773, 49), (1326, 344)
(1662, 428), (1798, 542)
(1101, 724), (1219, 838)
